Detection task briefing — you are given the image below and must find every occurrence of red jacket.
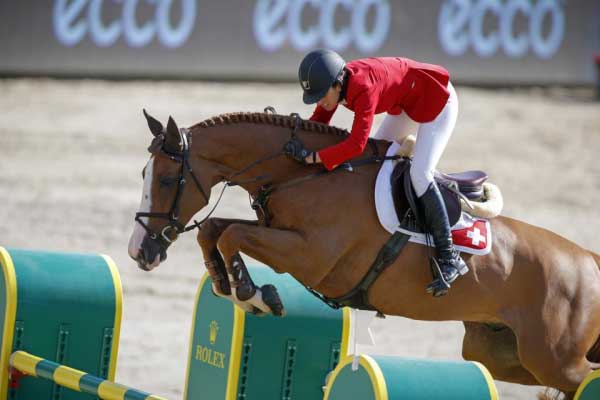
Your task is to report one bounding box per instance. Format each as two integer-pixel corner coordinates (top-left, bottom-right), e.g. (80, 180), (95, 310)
(310, 57), (450, 170)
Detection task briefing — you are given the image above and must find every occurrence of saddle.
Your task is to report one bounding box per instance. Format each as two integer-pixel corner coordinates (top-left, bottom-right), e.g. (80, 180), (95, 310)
(320, 158), (489, 313)
(391, 159), (488, 233)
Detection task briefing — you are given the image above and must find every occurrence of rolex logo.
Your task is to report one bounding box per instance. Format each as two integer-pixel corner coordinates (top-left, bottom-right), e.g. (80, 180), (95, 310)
(209, 320), (219, 345)
(301, 80), (311, 90)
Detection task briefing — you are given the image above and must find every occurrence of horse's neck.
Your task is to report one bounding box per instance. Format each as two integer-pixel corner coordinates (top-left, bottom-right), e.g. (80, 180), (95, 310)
(193, 121), (387, 194)
(193, 123), (304, 193)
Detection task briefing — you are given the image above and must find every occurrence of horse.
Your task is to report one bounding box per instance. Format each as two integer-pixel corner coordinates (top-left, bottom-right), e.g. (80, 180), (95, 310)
(127, 110), (600, 399)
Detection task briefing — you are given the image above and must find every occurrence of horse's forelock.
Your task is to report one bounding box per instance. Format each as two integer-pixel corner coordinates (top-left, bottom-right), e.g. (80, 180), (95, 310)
(147, 136), (164, 154)
(147, 135), (184, 157)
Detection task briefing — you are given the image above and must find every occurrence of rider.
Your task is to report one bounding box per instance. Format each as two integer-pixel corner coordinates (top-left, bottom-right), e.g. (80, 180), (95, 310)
(289, 49), (468, 296)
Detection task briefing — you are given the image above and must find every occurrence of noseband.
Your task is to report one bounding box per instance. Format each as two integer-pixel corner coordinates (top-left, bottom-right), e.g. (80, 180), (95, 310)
(135, 127), (210, 249)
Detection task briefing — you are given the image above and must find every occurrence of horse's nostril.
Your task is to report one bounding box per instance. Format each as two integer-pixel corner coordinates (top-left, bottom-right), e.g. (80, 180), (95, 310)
(137, 260), (151, 271)
(139, 249), (148, 264)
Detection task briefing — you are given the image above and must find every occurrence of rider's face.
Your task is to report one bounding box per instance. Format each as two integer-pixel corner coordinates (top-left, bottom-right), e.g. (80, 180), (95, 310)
(317, 84), (342, 111)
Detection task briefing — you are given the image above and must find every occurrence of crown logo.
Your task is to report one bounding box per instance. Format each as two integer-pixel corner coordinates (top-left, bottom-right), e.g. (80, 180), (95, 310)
(209, 320), (219, 345)
(301, 80), (311, 90)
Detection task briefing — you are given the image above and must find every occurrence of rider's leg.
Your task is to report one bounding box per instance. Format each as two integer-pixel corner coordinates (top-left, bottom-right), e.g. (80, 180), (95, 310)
(372, 112), (419, 145)
(411, 82), (467, 296)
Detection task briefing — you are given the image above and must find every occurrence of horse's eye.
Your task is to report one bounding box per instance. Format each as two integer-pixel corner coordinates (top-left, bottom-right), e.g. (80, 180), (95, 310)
(159, 176), (177, 187)
(141, 166), (146, 179)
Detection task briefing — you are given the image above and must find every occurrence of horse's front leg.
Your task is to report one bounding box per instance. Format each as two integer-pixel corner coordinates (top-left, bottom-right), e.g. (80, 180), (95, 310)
(217, 223), (328, 317)
(197, 218), (262, 314)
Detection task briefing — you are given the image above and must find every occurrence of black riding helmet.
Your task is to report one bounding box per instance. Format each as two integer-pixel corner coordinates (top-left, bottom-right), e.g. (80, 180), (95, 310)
(298, 49), (346, 105)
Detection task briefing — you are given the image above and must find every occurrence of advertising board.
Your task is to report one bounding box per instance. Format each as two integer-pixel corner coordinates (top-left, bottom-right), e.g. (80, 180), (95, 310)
(0, 1), (598, 84)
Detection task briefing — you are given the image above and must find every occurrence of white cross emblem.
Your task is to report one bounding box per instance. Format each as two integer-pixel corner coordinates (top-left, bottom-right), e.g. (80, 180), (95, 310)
(467, 227), (486, 246)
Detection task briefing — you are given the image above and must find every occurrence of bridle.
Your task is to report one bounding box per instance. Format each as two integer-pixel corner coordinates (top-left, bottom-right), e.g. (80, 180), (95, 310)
(133, 109), (296, 250)
(134, 127), (211, 249)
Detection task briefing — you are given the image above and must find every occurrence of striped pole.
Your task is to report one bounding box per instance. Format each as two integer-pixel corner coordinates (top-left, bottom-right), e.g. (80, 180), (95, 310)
(9, 351), (167, 400)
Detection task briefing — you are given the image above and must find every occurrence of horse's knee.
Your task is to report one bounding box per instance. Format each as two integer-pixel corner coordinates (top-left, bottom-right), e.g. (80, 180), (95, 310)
(216, 224), (245, 256)
(197, 218), (227, 247)
(202, 218), (239, 247)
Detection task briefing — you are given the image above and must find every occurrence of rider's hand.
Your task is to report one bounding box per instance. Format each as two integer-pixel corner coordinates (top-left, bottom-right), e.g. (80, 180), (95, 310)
(283, 137), (310, 165)
(304, 151), (319, 165)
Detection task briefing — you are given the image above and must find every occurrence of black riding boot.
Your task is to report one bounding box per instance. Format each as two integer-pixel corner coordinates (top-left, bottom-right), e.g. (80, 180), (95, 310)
(419, 182), (469, 297)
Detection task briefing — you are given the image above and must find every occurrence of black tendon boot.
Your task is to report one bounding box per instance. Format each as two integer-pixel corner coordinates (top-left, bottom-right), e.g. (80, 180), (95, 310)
(419, 182), (469, 296)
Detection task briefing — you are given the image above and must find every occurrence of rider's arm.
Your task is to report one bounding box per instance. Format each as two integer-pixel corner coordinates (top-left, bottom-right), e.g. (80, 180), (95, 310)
(309, 104), (337, 125)
(317, 92), (375, 170)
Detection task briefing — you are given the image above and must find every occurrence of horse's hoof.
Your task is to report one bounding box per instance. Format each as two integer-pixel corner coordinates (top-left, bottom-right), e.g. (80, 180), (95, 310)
(250, 306), (268, 316)
(261, 284), (285, 317)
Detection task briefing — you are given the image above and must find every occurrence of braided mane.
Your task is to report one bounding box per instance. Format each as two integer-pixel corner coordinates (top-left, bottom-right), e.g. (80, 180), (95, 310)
(191, 112), (349, 137)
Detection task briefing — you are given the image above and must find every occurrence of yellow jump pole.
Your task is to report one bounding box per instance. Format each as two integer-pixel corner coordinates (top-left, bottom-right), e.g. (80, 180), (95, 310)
(10, 351), (167, 400)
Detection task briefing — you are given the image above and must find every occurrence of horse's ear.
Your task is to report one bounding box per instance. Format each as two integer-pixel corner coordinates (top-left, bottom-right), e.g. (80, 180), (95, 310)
(165, 116), (181, 150)
(166, 116), (179, 136)
(143, 109), (164, 137)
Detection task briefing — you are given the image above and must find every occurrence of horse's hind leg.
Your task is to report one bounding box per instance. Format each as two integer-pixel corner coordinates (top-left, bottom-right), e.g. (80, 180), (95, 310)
(515, 325), (593, 392)
(462, 322), (540, 385)
(510, 253), (600, 392)
(510, 297), (600, 393)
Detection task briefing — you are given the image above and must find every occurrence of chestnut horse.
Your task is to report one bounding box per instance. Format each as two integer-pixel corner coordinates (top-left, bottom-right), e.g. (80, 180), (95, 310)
(128, 111), (600, 398)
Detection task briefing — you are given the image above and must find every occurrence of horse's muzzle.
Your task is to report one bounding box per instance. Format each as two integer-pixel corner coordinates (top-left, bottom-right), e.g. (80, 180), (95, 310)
(135, 236), (168, 271)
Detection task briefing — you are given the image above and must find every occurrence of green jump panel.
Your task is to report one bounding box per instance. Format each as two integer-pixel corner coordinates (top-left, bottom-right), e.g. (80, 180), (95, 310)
(324, 354), (498, 400)
(575, 370), (600, 400)
(0, 247), (122, 400)
(184, 265), (351, 400)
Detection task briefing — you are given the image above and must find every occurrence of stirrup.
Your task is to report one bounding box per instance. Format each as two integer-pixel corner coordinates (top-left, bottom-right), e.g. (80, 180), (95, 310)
(425, 278), (450, 297)
(445, 252), (469, 276)
(426, 257), (461, 297)
(426, 277), (451, 297)
(438, 246), (469, 274)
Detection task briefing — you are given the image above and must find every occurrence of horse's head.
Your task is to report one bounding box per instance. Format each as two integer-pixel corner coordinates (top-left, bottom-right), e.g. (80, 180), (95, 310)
(128, 111), (213, 271)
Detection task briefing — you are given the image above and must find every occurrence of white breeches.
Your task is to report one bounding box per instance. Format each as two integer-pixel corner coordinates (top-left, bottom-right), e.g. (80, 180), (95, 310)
(372, 82), (458, 197)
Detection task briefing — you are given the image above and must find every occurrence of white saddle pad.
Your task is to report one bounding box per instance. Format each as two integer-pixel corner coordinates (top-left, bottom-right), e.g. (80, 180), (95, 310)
(374, 142), (492, 256)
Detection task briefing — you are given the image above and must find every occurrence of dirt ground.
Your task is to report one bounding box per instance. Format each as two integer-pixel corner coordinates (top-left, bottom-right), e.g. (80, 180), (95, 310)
(0, 79), (599, 399)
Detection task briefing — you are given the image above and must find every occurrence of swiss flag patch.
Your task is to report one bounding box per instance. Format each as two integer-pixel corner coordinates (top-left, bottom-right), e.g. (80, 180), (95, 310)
(401, 214), (493, 256)
(452, 219), (489, 251)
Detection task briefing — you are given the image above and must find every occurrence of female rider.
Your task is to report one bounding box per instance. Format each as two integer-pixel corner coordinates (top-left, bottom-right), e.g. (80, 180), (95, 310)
(287, 49), (468, 297)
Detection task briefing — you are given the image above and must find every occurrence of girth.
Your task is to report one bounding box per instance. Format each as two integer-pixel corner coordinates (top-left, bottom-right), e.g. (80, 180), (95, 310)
(312, 231), (411, 312)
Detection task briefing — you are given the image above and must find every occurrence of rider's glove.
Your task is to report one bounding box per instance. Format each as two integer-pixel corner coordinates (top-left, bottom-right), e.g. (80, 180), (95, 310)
(283, 137), (311, 165)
